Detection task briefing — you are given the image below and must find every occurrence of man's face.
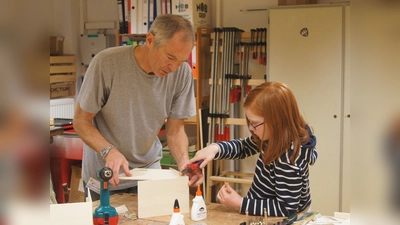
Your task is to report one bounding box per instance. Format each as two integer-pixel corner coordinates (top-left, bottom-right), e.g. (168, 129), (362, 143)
(147, 31), (193, 77)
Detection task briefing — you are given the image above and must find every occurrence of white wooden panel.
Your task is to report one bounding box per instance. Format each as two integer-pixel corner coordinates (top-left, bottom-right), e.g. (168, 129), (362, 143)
(50, 202), (93, 224)
(268, 6), (343, 216)
(119, 168), (181, 180)
(138, 176), (189, 218)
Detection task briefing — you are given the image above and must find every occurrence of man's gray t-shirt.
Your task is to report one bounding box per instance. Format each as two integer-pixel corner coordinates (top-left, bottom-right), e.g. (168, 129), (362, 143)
(77, 45), (196, 190)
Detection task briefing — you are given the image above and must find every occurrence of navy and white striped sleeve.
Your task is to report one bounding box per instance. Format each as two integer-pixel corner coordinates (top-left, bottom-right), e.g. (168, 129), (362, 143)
(214, 136), (259, 160)
(240, 161), (303, 217)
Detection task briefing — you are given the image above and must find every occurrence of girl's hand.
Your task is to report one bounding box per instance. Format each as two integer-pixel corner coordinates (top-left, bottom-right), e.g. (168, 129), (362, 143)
(217, 182), (242, 209)
(188, 144), (220, 170)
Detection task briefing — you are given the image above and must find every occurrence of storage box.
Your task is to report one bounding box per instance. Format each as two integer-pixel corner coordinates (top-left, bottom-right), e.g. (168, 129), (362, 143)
(50, 36), (65, 55)
(50, 82), (76, 99)
(171, 0), (211, 30)
(278, 0), (317, 5)
(161, 149), (196, 167)
(50, 55), (77, 99)
(69, 165), (84, 203)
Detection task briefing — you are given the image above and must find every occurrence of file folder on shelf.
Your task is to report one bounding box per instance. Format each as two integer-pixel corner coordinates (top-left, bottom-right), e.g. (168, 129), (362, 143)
(129, 0), (138, 34)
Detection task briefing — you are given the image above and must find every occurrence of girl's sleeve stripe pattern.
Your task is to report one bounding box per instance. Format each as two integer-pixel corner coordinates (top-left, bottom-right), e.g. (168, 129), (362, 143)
(215, 137), (259, 160)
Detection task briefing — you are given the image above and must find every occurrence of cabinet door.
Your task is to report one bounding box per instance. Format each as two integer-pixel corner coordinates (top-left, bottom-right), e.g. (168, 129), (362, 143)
(341, 5), (350, 213)
(268, 6), (343, 216)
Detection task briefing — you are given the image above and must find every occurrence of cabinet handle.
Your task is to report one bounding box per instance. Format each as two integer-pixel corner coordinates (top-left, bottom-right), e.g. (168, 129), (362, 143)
(346, 114), (350, 118)
(333, 115), (337, 118)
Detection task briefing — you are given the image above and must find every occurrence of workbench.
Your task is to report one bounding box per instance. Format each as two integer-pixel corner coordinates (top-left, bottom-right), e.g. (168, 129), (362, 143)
(92, 193), (285, 225)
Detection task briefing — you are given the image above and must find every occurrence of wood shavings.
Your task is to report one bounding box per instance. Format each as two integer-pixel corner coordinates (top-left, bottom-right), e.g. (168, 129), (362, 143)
(124, 211), (137, 220)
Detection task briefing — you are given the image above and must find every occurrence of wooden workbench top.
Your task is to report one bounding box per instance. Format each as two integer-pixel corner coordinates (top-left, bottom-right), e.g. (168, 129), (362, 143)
(92, 193), (285, 225)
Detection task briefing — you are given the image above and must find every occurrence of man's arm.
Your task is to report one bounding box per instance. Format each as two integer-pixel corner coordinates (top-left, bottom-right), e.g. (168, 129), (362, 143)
(73, 103), (131, 186)
(165, 118), (203, 186)
(165, 118), (189, 171)
(73, 103), (110, 153)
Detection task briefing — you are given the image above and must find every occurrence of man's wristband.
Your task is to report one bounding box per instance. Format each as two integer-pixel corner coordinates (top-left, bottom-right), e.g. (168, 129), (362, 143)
(100, 144), (115, 159)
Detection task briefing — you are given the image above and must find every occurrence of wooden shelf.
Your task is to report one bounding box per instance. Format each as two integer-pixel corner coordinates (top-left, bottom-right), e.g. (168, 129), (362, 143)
(209, 78), (265, 86)
(119, 33), (146, 37)
(211, 31), (253, 40)
(207, 118), (247, 126)
(184, 115), (197, 124)
(115, 30), (146, 46)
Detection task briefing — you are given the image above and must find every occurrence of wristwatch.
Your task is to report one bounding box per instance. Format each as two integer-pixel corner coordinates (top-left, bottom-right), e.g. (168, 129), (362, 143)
(100, 144), (115, 159)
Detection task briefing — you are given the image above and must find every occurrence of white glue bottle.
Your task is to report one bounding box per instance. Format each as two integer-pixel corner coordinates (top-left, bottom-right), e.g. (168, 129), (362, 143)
(191, 185), (207, 221)
(169, 199), (185, 225)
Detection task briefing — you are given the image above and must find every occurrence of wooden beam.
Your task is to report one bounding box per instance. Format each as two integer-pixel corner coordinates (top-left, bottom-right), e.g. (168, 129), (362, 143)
(209, 78), (265, 86)
(207, 117), (247, 126)
(208, 176), (253, 185)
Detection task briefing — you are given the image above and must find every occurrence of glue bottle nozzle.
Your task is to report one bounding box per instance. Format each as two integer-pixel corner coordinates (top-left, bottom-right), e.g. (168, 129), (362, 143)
(173, 199), (180, 213)
(196, 185), (202, 196)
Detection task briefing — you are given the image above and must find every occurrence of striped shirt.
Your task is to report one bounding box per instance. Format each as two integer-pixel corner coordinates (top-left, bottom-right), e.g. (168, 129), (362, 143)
(214, 129), (317, 217)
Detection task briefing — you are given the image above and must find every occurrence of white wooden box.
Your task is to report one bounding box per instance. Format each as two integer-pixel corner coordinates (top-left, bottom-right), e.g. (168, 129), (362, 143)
(119, 168), (189, 218)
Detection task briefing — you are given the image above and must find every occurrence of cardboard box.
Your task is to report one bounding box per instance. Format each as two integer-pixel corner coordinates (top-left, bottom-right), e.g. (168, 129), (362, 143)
(172, 0), (211, 30)
(278, 0), (317, 5)
(69, 165), (84, 203)
(50, 36), (65, 55)
(50, 82), (76, 99)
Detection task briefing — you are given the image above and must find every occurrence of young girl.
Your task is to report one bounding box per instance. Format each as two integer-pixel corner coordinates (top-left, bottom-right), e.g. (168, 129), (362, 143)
(189, 81), (318, 217)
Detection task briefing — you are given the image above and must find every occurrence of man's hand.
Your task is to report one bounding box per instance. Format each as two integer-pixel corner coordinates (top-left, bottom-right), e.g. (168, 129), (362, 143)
(217, 182), (242, 208)
(104, 148), (132, 186)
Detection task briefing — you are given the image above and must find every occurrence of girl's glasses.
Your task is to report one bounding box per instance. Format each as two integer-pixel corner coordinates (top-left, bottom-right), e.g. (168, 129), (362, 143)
(250, 122), (264, 131)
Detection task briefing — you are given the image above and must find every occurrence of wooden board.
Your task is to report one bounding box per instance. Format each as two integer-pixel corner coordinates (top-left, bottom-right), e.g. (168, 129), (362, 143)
(138, 176), (189, 218)
(118, 168), (190, 219)
(50, 202), (92, 224)
(119, 168), (181, 180)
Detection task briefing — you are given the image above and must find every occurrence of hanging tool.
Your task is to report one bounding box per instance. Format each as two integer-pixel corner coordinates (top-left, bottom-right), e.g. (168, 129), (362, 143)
(251, 29), (256, 59)
(93, 167), (119, 225)
(62, 183), (70, 203)
(181, 161), (204, 175)
(259, 28), (264, 65)
(263, 28), (267, 66)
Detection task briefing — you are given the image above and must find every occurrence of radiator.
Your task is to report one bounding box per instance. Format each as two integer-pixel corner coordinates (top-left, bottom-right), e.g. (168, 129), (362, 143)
(50, 97), (75, 119)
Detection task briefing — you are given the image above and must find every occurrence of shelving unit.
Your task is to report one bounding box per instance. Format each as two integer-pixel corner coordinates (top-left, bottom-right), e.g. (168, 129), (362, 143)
(194, 27), (213, 149)
(115, 30), (146, 46)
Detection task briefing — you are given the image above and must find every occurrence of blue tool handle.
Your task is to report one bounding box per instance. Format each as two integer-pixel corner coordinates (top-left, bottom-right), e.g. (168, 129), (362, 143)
(194, 160), (203, 166)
